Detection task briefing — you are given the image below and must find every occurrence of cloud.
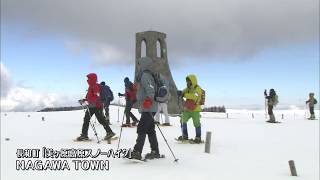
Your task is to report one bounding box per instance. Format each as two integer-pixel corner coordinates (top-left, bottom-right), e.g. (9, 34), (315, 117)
(0, 64), (78, 112)
(64, 41), (130, 65)
(1, 62), (12, 97)
(2, 0), (318, 65)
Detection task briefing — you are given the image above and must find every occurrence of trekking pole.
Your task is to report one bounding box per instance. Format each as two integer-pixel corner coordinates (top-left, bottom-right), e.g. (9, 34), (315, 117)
(305, 103), (308, 119)
(155, 123), (179, 162)
(117, 97), (120, 123)
(79, 103), (101, 144)
(265, 98), (268, 119)
(117, 109), (126, 150)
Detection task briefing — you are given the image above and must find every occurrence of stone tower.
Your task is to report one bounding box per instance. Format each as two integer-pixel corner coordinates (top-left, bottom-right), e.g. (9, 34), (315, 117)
(134, 31), (182, 114)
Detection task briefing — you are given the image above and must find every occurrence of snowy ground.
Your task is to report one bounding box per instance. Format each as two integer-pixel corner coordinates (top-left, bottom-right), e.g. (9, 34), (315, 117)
(1, 106), (319, 180)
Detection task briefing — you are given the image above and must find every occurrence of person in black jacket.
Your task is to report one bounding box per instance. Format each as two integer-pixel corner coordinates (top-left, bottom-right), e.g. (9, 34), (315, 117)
(306, 92), (318, 120)
(264, 89), (279, 123)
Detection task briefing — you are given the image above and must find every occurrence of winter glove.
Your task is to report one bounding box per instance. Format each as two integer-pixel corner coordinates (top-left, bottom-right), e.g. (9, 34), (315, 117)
(184, 99), (197, 111)
(118, 93), (123, 97)
(143, 97), (153, 109)
(78, 99), (86, 105)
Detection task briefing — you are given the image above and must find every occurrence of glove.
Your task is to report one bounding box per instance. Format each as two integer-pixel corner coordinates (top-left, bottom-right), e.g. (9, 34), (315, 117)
(184, 99), (197, 110)
(177, 90), (183, 97)
(143, 97), (153, 109)
(264, 90), (267, 96)
(78, 99), (85, 105)
(118, 93), (122, 97)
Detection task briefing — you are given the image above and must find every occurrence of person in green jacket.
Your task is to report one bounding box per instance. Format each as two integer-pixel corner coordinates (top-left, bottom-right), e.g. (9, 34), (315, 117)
(177, 74), (203, 143)
(306, 92), (318, 120)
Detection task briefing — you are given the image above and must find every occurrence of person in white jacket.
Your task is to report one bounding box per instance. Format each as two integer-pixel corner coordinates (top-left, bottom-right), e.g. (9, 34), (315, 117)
(154, 74), (171, 126)
(155, 102), (170, 126)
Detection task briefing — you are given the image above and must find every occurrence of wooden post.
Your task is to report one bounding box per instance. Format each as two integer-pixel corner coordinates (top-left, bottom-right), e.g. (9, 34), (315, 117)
(205, 131), (212, 153)
(288, 160), (298, 176)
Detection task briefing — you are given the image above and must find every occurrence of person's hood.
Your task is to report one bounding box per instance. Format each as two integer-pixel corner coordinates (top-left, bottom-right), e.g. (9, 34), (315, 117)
(186, 74), (198, 88)
(136, 57), (153, 82)
(87, 73), (97, 86)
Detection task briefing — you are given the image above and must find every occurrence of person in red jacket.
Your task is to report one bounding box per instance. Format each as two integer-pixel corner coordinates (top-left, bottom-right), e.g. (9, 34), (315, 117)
(76, 73), (115, 141)
(118, 77), (139, 127)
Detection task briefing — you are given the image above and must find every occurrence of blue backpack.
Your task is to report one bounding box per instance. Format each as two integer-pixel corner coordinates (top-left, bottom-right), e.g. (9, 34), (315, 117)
(100, 85), (114, 103)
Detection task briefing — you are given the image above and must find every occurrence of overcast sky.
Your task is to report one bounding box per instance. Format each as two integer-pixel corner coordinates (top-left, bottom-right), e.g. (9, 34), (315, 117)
(1, 0), (319, 111)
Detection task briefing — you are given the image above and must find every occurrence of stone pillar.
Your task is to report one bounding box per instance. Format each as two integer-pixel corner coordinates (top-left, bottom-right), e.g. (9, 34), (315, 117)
(134, 31), (182, 114)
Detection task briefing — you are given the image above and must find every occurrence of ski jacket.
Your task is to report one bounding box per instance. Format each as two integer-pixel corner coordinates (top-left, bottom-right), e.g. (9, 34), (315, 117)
(136, 57), (158, 113)
(265, 94), (278, 107)
(85, 73), (103, 109)
(306, 97), (317, 107)
(124, 81), (137, 102)
(182, 74), (202, 112)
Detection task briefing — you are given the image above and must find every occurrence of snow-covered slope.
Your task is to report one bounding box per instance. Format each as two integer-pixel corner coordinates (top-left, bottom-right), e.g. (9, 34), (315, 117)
(1, 106), (319, 180)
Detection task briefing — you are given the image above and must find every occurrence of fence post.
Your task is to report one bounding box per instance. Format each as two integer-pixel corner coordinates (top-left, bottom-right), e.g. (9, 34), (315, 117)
(288, 160), (298, 176)
(205, 131), (212, 153)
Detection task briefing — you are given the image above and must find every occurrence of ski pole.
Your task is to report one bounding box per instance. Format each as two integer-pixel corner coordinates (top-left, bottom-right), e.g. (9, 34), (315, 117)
(117, 96), (120, 123)
(80, 103), (101, 144)
(117, 109), (126, 150)
(150, 112), (178, 162)
(155, 123), (179, 162)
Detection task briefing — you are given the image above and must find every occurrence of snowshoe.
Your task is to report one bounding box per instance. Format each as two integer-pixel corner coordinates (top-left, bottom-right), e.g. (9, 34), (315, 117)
(74, 135), (91, 142)
(124, 149), (145, 162)
(131, 121), (138, 126)
(121, 123), (132, 127)
(266, 120), (281, 123)
(144, 151), (165, 160)
(161, 123), (171, 126)
(189, 137), (204, 144)
(175, 136), (189, 143)
(104, 132), (116, 140)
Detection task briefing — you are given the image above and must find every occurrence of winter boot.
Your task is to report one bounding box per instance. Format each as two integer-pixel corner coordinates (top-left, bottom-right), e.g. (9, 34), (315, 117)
(75, 134), (89, 141)
(266, 114), (276, 123)
(192, 137), (202, 144)
(177, 135), (188, 141)
(125, 149), (142, 160)
(104, 131), (116, 140)
(145, 150), (161, 159)
(309, 114), (316, 120)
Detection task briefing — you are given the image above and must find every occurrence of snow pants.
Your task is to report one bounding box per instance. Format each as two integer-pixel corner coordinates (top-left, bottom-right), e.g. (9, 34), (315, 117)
(133, 112), (159, 154)
(81, 107), (113, 136)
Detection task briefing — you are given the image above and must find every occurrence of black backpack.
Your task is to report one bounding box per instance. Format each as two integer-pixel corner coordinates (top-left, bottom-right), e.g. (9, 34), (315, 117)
(100, 85), (114, 103)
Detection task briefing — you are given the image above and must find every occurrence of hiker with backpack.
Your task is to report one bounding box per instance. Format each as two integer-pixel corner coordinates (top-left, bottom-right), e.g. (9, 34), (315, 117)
(118, 77), (139, 127)
(76, 73), (116, 141)
(176, 74), (205, 144)
(154, 74), (171, 126)
(306, 92), (318, 120)
(264, 89), (279, 123)
(125, 57), (161, 160)
(100, 81), (114, 125)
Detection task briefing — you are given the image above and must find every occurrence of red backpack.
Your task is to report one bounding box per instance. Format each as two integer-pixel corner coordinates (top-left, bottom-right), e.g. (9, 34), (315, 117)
(127, 83), (138, 101)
